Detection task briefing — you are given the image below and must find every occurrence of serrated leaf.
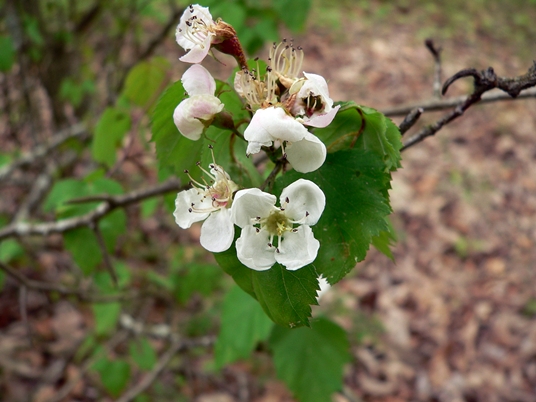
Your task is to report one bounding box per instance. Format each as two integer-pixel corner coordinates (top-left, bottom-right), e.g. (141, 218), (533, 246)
(270, 317), (350, 402)
(371, 217), (397, 261)
(215, 243), (319, 328)
(92, 107), (131, 167)
(0, 35), (16, 72)
(276, 150), (392, 284)
(151, 80), (203, 183)
(93, 358), (131, 397)
(315, 102), (402, 172)
(355, 107), (402, 172)
(92, 302), (121, 336)
(215, 286), (273, 368)
(129, 338), (157, 371)
(122, 57), (170, 108)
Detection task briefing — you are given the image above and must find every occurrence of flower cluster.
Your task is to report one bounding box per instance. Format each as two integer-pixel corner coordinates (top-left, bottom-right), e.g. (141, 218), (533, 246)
(174, 155), (325, 271)
(171, 4), (338, 271)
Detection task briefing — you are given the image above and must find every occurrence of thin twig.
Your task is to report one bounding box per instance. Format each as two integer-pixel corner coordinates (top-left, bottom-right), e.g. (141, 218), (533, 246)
(425, 39), (442, 98)
(91, 222), (118, 286)
(0, 123), (87, 181)
(115, 335), (215, 402)
(381, 87), (536, 117)
(0, 261), (137, 303)
(0, 178), (183, 241)
(12, 151), (78, 223)
(401, 62), (536, 151)
(398, 107), (424, 135)
(260, 160), (285, 192)
(48, 330), (131, 402)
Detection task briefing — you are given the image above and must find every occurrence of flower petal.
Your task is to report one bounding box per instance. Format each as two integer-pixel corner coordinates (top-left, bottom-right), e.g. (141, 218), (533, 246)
(300, 104), (340, 128)
(280, 179), (326, 225)
(301, 72), (333, 108)
(200, 208), (234, 252)
(236, 226), (276, 270)
(276, 225), (320, 270)
(231, 188), (277, 228)
(173, 188), (211, 228)
(245, 107), (308, 145)
(285, 132), (326, 173)
(182, 64), (217, 96)
(176, 5), (214, 64)
(179, 39), (212, 64)
(173, 95), (223, 140)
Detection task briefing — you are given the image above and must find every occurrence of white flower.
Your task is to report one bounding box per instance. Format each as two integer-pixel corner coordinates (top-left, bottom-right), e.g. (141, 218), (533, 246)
(175, 4), (245, 66)
(173, 64), (224, 140)
(173, 156), (238, 252)
(231, 179), (325, 271)
(175, 5), (216, 63)
(244, 106), (326, 173)
(290, 72), (341, 128)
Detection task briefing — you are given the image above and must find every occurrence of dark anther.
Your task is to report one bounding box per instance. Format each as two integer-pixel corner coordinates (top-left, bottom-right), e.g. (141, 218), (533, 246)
(285, 197), (290, 203)
(256, 228), (260, 233)
(188, 208), (192, 213)
(184, 169), (189, 173)
(208, 144), (213, 149)
(305, 211), (310, 217)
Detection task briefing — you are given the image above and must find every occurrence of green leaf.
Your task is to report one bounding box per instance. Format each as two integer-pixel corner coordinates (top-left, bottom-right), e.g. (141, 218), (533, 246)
(315, 102), (402, 172)
(64, 227), (101, 275)
(355, 106), (402, 172)
(371, 218), (397, 261)
(215, 286), (273, 368)
(98, 209), (127, 252)
(92, 107), (131, 167)
(0, 36), (16, 72)
(270, 317), (350, 402)
(129, 338), (157, 371)
(0, 239), (24, 263)
(215, 243), (319, 328)
(122, 57), (170, 108)
(93, 262), (131, 291)
(276, 150), (393, 284)
(173, 263), (222, 304)
(272, 0), (312, 31)
(151, 80), (203, 183)
(200, 126), (262, 189)
(93, 358), (131, 397)
(43, 179), (87, 213)
(92, 302), (121, 336)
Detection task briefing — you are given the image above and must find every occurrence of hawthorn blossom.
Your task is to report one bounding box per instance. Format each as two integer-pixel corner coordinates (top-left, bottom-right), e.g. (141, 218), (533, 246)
(289, 72), (341, 128)
(174, 154), (238, 253)
(173, 64), (224, 140)
(231, 179), (325, 271)
(244, 107), (326, 173)
(175, 4), (246, 67)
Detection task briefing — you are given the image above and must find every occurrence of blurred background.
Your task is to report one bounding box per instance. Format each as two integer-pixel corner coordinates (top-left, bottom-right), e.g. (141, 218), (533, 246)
(1, 0), (536, 400)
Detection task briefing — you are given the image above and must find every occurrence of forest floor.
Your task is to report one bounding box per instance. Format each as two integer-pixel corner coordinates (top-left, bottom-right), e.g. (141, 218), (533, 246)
(302, 2), (536, 401)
